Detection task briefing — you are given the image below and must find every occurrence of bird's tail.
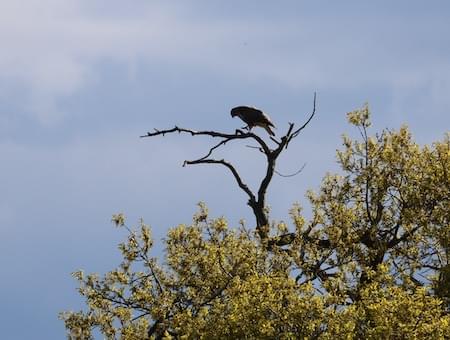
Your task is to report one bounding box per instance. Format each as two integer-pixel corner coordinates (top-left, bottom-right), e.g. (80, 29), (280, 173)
(265, 125), (275, 136)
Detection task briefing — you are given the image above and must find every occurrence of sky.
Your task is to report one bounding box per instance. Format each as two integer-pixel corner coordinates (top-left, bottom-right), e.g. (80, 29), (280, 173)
(1, 1), (449, 338)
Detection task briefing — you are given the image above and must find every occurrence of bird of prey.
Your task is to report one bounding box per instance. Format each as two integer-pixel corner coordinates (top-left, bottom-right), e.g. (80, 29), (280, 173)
(230, 106), (276, 136)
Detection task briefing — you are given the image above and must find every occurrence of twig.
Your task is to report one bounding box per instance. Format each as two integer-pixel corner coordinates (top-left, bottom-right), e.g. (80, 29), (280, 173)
(184, 158), (256, 204)
(141, 93), (318, 246)
(291, 92), (317, 139)
(140, 126), (271, 155)
(274, 163), (306, 177)
(198, 139), (231, 161)
(245, 145), (265, 153)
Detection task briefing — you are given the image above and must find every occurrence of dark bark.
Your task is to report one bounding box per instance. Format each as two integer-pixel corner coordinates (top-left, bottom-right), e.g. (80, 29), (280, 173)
(141, 94), (317, 246)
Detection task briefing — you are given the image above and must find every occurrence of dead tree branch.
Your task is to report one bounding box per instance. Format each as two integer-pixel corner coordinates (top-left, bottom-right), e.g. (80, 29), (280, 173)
(141, 94), (317, 245)
(274, 163), (306, 177)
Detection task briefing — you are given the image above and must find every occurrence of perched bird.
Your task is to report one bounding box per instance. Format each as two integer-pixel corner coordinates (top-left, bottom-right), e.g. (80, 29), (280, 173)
(230, 106), (276, 136)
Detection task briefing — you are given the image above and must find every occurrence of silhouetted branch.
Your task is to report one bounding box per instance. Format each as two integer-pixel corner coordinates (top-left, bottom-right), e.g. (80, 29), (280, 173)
(141, 94), (318, 245)
(291, 92), (317, 139)
(270, 136), (281, 145)
(275, 163), (306, 177)
(140, 126), (271, 155)
(184, 158), (255, 204)
(245, 145), (266, 154)
(197, 139), (231, 161)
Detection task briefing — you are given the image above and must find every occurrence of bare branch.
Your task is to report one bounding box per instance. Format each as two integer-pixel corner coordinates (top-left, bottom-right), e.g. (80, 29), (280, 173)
(281, 123), (295, 150)
(140, 126), (235, 139)
(257, 151), (276, 206)
(255, 122), (297, 207)
(245, 145), (265, 153)
(291, 92), (317, 139)
(270, 136), (281, 145)
(184, 158), (256, 204)
(198, 139), (231, 161)
(140, 126), (271, 155)
(275, 163), (306, 178)
(141, 94), (318, 245)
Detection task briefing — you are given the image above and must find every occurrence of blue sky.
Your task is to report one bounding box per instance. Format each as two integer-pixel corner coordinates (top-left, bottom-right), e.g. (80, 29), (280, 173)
(1, 1), (449, 338)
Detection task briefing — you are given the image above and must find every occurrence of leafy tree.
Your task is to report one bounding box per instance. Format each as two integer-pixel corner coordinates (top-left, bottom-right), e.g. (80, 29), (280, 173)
(61, 105), (450, 339)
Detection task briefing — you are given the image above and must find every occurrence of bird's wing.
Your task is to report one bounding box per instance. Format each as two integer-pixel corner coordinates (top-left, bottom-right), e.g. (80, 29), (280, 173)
(261, 112), (275, 127)
(233, 106), (275, 129)
(236, 106), (263, 126)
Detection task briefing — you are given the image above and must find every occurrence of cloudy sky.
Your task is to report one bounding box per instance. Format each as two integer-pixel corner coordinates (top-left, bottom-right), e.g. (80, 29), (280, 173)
(1, 1), (449, 338)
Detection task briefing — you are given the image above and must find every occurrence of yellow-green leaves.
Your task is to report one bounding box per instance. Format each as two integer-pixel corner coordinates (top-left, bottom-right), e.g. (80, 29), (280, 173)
(111, 213), (125, 227)
(347, 103), (371, 128)
(62, 108), (450, 339)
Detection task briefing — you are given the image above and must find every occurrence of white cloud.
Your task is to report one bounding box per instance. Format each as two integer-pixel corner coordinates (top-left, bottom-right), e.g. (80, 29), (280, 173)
(0, 1), (192, 123)
(1, 0), (449, 127)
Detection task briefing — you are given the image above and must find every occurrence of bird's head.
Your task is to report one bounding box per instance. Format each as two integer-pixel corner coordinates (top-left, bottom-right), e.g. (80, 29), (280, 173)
(230, 107), (239, 118)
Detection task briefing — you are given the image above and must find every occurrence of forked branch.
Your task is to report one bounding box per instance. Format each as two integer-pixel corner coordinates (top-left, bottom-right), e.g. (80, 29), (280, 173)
(141, 94), (317, 245)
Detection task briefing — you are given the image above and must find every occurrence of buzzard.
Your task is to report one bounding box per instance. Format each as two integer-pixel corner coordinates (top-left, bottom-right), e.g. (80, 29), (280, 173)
(230, 106), (275, 136)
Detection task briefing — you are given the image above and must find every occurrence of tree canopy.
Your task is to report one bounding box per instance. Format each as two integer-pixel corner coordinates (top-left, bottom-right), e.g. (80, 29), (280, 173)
(61, 106), (450, 339)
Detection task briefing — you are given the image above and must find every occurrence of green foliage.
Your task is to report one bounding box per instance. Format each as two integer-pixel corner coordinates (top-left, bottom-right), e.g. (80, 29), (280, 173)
(61, 106), (450, 339)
